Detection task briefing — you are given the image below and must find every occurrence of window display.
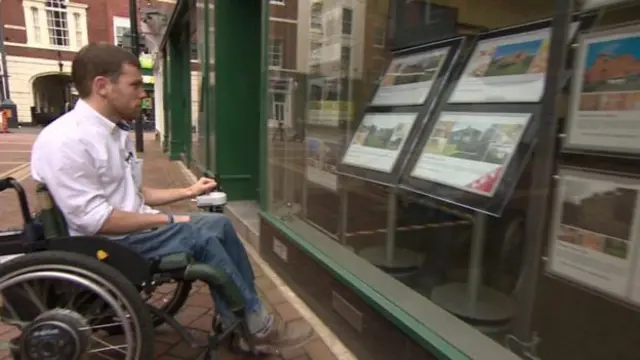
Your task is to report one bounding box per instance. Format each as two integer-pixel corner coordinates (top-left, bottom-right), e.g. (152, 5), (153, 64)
(448, 22), (579, 103)
(371, 47), (451, 106)
(548, 167), (640, 304)
(564, 24), (640, 154)
(341, 113), (418, 173)
(410, 111), (531, 197)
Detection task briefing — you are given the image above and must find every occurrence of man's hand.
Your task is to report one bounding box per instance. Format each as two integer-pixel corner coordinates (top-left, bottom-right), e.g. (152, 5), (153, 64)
(188, 177), (218, 197)
(174, 215), (191, 223)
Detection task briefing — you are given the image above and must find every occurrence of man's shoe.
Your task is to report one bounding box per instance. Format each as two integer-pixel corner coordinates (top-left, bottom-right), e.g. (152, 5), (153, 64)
(255, 314), (315, 348)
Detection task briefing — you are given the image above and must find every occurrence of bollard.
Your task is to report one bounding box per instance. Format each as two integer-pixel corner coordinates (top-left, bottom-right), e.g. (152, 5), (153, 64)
(0, 110), (9, 134)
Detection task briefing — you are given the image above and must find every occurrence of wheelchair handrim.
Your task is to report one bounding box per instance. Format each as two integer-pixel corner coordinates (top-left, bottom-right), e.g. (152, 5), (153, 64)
(0, 266), (143, 360)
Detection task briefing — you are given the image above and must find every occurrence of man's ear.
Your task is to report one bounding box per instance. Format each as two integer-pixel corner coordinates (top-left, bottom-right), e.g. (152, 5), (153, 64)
(93, 76), (110, 97)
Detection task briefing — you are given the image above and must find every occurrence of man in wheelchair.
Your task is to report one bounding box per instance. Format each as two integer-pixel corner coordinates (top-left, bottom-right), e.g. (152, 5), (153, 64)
(28, 43), (313, 354)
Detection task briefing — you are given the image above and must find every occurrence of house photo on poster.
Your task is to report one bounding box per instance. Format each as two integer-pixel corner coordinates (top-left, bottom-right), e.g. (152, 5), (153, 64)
(305, 137), (341, 191)
(341, 113), (418, 173)
(565, 25), (640, 154)
(448, 23), (579, 103)
(410, 112), (530, 197)
(371, 47), (450, 106)
(548, 169), (640, 302)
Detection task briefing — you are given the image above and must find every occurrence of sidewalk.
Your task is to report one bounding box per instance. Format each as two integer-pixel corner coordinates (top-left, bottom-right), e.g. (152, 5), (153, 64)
(0, 134), (344, 360)
(139, 139), (342, 360)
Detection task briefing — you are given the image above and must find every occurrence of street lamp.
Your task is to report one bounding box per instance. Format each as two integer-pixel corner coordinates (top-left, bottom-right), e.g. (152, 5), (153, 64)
(0, 0), (17, 128)
(57, 51), (68, 113)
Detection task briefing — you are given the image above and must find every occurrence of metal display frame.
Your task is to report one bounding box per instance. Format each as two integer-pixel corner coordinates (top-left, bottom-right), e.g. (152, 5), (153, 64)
(336, 36), (466, 187)
(395, 13), (597, 329)
(400, 104), (540, 217)
(562, 23), (640, 158)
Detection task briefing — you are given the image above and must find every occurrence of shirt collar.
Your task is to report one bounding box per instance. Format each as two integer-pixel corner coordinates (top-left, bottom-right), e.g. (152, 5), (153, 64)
(74, 99), (129, 134)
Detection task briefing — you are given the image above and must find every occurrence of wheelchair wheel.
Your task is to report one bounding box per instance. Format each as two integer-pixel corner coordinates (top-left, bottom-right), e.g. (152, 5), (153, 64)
(145, 279), (192, 327)
(104, 279), (192, 336)
(0, 251), (154, 360)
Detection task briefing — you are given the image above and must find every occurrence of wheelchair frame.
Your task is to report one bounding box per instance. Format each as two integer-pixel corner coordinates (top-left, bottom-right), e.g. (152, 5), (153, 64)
(0, 177), (270, 360)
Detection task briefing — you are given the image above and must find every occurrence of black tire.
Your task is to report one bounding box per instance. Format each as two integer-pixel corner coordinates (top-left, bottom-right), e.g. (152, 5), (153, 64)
(0, 251), (155, 360)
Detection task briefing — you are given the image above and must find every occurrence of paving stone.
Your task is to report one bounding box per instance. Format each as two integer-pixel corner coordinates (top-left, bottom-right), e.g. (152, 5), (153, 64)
(264, 287), (287, 306)
(275, 302), (303, 323)
(304, 339), (338, 360)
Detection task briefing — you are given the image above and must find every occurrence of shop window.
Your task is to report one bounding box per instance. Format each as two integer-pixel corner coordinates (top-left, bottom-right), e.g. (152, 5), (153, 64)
(264, 2), (640, 360)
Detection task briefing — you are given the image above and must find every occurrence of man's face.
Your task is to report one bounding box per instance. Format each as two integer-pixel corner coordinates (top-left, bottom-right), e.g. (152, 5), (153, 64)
(105, 64), (146, 121)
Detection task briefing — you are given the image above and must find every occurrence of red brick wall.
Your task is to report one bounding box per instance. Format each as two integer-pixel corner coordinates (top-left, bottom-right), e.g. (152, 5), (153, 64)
(0, 0), (142, 60)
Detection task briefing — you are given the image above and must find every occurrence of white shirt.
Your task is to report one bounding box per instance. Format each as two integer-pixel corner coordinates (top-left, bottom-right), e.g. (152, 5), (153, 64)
(31, 99), (157, 236)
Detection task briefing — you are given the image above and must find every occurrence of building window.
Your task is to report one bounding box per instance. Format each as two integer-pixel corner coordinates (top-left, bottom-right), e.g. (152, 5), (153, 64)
(310, 41), (321, 64)
(73, 13), (82, 48)
(310, 3), (322, 30)
(268, 39), (283, 68)
(113, 17), (130, 46)
(46, 0), (69, 47)
(373, 26), (385, 47)
(340, 46), (351, 71)
(270, 92), (286, 121)
(341, 8), (353, 35)
(31, 7), (41, 44)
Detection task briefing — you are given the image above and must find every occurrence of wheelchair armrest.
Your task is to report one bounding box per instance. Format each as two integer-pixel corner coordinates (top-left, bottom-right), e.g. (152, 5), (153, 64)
(153, 252), (193, 272)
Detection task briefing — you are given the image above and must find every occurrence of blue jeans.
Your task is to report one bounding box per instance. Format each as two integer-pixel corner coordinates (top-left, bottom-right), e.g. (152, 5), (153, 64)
(118, 212), (263, 329)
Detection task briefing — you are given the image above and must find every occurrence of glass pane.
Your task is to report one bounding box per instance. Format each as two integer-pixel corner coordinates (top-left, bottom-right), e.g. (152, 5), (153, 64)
(259, 1), (640, 360)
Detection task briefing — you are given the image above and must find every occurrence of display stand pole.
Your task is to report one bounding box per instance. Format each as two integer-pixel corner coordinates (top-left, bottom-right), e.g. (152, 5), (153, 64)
(338, 177), (349, 245)
(358, 187), (423, 277)
(510, 0), (574, 355)
(467, 212), (487, 312)
(385, 189), (398, 266)
(431, 211), (514, 328)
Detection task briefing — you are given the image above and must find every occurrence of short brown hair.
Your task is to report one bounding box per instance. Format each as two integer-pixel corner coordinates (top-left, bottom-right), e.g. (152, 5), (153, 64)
(71, 43), (141, 98)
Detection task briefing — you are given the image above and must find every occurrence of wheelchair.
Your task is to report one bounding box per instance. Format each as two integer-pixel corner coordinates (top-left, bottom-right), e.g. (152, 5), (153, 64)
(0, 177), (274, 360)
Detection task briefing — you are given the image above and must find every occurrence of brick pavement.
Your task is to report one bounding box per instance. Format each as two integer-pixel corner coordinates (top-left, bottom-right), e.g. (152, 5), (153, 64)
(0, 132), (338, 360)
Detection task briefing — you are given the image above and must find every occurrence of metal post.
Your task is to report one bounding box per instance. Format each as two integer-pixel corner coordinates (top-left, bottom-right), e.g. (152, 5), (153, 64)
(130, 0), (144, 152)
(511, 0), (574, 355)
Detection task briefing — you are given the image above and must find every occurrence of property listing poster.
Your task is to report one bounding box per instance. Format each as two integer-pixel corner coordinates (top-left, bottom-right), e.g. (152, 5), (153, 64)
(410, 112), (531, 197)
(341, 113), (418, 173)
(548, 169), (640, 303)
(448, 23), (579, 103)
(371, 47), (450, 106)
(565, 26), (640, 154)
(305, 137), (341, 191)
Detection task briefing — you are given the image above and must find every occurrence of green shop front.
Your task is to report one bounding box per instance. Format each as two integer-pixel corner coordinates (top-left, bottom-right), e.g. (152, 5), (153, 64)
(158, 1), (640, 359)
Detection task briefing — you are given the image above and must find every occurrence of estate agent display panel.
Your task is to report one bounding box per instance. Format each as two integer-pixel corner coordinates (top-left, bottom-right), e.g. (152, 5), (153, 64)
(261, 1), (640, 360)
(338, 37), (465, 186)
(448, 20), (580, 104)
(564, 24), (640, 155)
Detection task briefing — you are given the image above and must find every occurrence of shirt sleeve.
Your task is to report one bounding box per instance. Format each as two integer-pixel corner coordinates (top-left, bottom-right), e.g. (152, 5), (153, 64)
(36, 139), (113, 235)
